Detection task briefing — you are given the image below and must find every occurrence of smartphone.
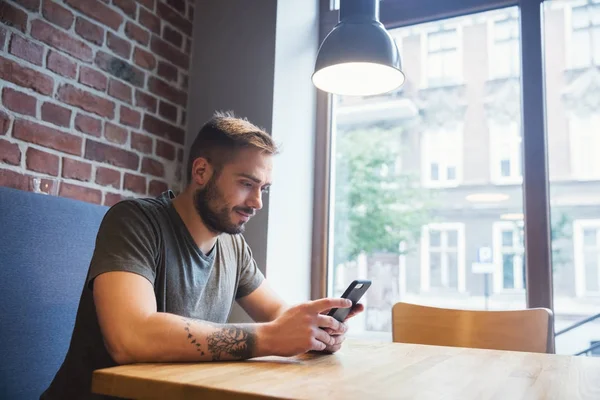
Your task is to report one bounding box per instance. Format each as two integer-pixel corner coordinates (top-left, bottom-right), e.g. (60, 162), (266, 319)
(327, 280), (371, 322)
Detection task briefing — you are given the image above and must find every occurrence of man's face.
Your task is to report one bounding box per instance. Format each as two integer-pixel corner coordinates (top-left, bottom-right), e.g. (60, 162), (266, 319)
(193, 148), (273, 234)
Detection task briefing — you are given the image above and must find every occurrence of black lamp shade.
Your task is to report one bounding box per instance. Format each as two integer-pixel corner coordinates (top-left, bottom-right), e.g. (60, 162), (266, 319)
(312, 1), (405, 96)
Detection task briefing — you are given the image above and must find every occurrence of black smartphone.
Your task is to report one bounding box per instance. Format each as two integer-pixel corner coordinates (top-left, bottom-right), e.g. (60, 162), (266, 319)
(327, 280), (371, 322)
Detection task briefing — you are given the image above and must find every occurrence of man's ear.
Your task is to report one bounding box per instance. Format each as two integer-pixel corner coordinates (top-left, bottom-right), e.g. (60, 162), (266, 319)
(190, 157), (214, 186)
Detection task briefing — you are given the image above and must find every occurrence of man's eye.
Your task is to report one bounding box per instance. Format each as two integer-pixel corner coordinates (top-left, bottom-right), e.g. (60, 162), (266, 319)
(241, 181), (253, 188)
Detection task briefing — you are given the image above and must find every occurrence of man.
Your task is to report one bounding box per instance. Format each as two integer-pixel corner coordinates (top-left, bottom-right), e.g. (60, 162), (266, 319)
(41, 112), (363, 399)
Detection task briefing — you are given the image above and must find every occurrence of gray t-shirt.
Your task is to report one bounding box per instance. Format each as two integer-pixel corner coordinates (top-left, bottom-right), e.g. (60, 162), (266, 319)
(41, 191), (264, 400)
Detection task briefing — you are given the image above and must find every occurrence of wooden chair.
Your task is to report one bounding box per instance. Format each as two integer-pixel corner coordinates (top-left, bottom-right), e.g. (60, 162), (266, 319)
(391, 302), (554, 353)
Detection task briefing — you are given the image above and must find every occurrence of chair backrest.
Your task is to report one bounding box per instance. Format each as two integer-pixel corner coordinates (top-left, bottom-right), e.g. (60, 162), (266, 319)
(392, 302), (554, 353)
(0, 186), (108, 399)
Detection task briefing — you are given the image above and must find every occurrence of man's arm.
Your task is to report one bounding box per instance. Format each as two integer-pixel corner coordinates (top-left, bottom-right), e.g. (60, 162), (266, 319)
(93, 271), (351, 364)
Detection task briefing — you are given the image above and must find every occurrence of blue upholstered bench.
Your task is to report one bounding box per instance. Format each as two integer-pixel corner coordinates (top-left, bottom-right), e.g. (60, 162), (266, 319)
(0, 186), (108, 399)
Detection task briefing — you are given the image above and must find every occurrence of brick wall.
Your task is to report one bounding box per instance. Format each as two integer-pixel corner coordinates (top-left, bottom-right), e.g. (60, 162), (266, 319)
(0, 0), (193, 205)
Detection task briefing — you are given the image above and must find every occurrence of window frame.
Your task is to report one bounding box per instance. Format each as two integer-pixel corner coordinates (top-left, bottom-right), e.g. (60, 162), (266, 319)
(568, 114), (600, 180)
(421, 124), (464, 188)
(492, 221), (526, 293)
(420, 223), (467, 293)
(488, 11), (521, 79)
(573, 219), (600, 296)
(489, 121), (523, 184)
(420, 25), (464, 88)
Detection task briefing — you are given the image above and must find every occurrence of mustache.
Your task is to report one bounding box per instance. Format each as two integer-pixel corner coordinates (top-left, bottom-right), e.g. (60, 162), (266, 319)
(234, 206), (255, 216)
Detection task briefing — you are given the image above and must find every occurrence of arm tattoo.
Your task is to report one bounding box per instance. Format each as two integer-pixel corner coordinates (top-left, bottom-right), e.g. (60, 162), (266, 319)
(207, 325), (256, 361)
(182, 318), (205, 356)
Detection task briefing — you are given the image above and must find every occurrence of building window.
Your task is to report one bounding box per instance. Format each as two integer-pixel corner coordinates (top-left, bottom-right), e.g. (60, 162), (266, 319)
(490, 16), (520, 79)
(421, 125), (463, 187)
(569, 1), (600, 69)
(493, 221), (525, 292)
(573, 220), (600, 296)
(569, 115), (600, 180)
(420, 223), (466, 292)
(490, 122), (522, 183)
(425, 28), (461, 87)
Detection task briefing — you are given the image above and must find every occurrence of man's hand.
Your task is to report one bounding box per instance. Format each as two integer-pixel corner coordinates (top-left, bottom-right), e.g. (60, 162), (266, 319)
(258, 298), (352, 357)
(321, 303), (365, 353)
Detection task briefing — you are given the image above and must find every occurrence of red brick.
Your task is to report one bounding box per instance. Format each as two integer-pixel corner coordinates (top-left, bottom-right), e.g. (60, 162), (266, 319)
(158, 101), (177, 122)
(108, 79), (133, 104)
(114, 0), (136, 18)
(157, 61), (177, 82)
(120, 106), (141, 128)
(79, 66), (108, 92)
(14, 0), (40, 11)
(75, 17), (104, 46)
(139, 7), (160, 34)
(107, 32), (132, 59)
(166, 0), (185, 14)
(0, 2), (28, 32)
(0, 56), (53, 95)
(47, 50), (76, 79)
(58, 84), (115, 119)
(134, 0), (154, 11)
(104, 122), (128, 144)
(104, 192), (124, 206)
(94, 51), (145, 87)
(75, 114), (102, 137)
(0, 169), (30, 191)
(42, 0), (74, 29)
(131, 132), (152, 154)
(151, 35), (189, 69)
(59, 182), (102, 204)
(148, 179), (168, 196)
(181, 111), (186, 125)
(62, 158), (92, 181)
(0, 110), (10, 135)
(177, 148), (183, 162)
(135, 90), (157, 113)
(2, 88), (36, 117)
(13, 119), (82, 155)
(185, 36), (191, 54)
(26, 147), (59, 176)
(41, 102), (72, 128)
(124, 173), (146, 194)
(180, 73), (188, 89)
(148, 76), (187, 106)
(85, 140), (139, 170)
(141, 157), (164, 177)
(65, 0), (123, 31)
(156, 2), (191, 36)
(125, 22), (149, 46)
(9, 34), (44, 66)
(0, 139), (21, 165)
(31, 19), (93, 62)
(163, 25), (183, 48)
(155, 139), (175, 160)
(143, 114), (184, 144)
(96, 166), (120, 188)
(0, 27), (6, 50)
(133, 47), (156, 71)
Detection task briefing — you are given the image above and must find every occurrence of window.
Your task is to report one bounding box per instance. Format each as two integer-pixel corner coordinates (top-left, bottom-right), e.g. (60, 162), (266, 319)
(573, 219), (600, 296)
(425, 28), (461, 87)
(493, 221), (525, 292)
(569, 114), (600, 180)
(569, 0), (600, 68)
(422, 125), (463, 187)
(420, 224), (466, 292)
(490, 122), (522, 183)
(490, 16), (520, 79)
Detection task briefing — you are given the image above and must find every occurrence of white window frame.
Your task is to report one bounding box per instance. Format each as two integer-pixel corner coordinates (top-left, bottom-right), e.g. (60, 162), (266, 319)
(487, 12), (521, 80)
(565, 0), (600, 69)
(492, 221), (525, 293)
(420, 223), (466, 293)
(420, 24), (464, 88)
(421, 124), (464, 188)
(489, 121), (523, 184)
(573, 219), (600, 297)
(569, 114), (600, 180)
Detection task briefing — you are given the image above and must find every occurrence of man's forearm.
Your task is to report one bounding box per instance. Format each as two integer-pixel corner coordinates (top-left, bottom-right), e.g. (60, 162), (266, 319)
(113, 312), (273, 364)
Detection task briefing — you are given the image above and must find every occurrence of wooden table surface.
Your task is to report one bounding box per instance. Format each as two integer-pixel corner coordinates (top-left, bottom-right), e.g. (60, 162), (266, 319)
(92, 340), (600, 399)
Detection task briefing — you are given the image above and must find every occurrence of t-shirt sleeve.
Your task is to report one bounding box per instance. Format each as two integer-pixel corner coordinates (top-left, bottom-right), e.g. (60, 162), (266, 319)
(87, 200), (159, 289)
(235, 236), (265, 299)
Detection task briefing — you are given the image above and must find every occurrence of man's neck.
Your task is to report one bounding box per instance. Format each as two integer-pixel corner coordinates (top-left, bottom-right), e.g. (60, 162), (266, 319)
(172, 188), (219, 255)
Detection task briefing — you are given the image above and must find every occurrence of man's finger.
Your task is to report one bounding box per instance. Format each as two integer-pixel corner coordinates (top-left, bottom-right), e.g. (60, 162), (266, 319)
(309, 298), (352, 313)
(313, 327), (335, 347)
(345, 303), (365, 321)
(316, 314), (342, 331)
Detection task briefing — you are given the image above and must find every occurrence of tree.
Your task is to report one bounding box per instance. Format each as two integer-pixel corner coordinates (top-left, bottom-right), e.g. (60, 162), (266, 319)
(332, 125), (432, 267)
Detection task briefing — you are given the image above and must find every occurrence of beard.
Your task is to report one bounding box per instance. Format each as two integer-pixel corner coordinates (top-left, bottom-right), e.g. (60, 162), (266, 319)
(193, 177), (254, 235)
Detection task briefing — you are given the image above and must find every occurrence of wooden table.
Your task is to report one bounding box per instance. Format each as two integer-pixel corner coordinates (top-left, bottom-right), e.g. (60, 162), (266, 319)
(92, 340), (600, 399)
